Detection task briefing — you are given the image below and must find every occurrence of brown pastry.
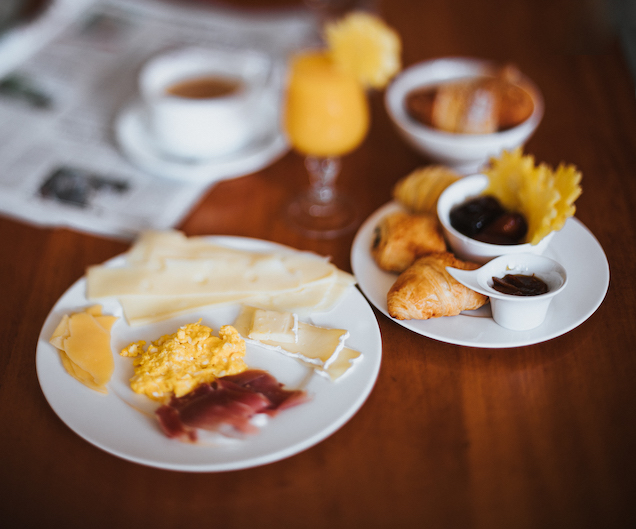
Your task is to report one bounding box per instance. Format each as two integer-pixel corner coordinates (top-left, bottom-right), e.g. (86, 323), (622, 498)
(404, 64), (534, 133)
(371, 211), (447, 273)
(393, 165), (461, 214)
(433, 81), (498, 134)
(387, 252), (488, 320)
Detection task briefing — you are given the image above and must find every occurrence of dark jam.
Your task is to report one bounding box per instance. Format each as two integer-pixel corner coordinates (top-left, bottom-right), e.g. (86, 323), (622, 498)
(491, 274), (549, 296)
(449, 195), (528, 245)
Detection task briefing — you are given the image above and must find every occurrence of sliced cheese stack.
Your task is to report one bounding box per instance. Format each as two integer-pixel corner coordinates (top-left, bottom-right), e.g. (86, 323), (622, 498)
(49, 305), (118, 394)
(234, 306), (362, 381)
(86, 230), (356, 326)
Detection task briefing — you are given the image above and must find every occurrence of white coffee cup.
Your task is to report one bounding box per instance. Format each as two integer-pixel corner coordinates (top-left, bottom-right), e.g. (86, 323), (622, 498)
(139, 47), (273, 160)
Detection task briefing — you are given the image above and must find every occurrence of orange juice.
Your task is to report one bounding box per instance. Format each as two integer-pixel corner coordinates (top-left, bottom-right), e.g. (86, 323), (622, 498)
(284, 51), (369, 157)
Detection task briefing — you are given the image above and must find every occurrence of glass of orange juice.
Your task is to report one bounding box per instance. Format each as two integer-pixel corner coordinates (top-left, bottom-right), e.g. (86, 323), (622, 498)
(283, 50), (369, 238)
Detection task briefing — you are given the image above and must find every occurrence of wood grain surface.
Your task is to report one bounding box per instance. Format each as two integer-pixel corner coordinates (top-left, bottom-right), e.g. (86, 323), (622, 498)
(1, 1), (635, 528)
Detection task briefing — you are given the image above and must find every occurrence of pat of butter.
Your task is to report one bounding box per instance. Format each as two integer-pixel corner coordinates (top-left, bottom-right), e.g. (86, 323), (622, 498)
(249, 309), (298, 343)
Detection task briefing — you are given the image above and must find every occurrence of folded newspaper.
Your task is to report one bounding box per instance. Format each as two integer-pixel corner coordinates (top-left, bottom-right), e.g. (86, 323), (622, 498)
(0, 0), (316, 239)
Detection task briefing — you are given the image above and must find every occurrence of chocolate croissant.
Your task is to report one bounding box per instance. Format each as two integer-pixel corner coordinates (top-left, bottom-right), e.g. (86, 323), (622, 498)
(371, 211), (446, 273)
(387, 252), (488, 320)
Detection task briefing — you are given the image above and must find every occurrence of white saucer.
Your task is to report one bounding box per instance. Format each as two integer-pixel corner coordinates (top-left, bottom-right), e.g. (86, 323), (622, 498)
(351, 201), (610, 348)
(114, 102), (289, 185)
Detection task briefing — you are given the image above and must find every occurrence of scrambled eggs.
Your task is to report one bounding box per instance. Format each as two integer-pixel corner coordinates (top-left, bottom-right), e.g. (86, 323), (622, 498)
(121, 321), (247, 400)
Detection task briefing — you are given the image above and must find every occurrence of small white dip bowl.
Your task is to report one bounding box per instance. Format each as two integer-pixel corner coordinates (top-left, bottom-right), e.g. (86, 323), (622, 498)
(437, 173), (554, 264)
(447, 253), (568, 331)
(384, 57), (543, 174)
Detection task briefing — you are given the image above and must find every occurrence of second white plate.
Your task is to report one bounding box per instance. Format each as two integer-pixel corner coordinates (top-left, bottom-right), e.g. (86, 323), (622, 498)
(351, 202), (610, 348)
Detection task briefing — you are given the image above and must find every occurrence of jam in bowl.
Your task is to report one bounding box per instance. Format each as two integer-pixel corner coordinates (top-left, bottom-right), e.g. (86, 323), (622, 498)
(446, 253), (567, 331)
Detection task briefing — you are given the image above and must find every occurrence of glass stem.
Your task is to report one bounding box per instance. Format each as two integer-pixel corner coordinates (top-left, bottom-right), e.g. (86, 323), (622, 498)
(305, 156), (341, 204)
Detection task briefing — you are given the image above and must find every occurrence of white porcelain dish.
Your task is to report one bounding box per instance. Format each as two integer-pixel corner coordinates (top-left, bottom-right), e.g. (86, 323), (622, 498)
(384, 57), (543, 174)
(437, 173), (554, 263)
(351, 201), (609, 348)
(139, 47), (275, 160)
(447, 253), (568, 331)
(115, 101), (288, 184)
(36, 237), (382, 472)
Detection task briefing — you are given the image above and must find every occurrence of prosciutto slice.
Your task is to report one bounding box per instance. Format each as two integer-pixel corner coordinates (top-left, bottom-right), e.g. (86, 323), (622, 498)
(155, 370), (308, 442)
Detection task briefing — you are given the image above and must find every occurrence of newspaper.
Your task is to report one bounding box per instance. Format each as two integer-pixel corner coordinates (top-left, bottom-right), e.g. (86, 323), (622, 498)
(0, 0), (316, 239)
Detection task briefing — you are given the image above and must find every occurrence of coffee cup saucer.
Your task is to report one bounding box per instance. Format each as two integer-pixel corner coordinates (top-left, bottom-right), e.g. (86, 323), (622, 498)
(114, 101), (288, 185)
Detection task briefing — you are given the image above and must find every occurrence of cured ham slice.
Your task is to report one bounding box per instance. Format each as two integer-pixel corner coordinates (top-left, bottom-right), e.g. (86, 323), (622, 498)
(219, 370), (308, 413)
(155, 370), (308, 442)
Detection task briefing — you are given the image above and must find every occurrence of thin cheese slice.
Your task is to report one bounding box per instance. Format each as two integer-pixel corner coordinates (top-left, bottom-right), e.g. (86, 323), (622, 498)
(64, 312), (114, 387)
(87, 258), (337, 298)
(49, 314), (71, 349)
(119, 292), (262, 326)
(58, 350), (107, 394)
(49, 306), (117, 393)
(116, 271), (352, 326)
(86, 230), (356, 325)
(125, 231), (257, 264)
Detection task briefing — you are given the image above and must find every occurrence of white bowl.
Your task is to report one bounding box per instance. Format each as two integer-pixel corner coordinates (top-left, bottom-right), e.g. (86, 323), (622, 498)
(384, 57), (544, 174)
(447, 253), (567, 330)
(437, 173), (554, 264)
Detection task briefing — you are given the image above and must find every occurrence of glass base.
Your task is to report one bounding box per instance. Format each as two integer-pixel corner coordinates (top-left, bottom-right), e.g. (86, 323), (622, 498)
(286, 192), (359, 239)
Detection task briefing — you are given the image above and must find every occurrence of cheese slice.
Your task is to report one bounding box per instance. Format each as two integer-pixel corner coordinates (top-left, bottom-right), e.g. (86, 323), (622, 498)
(58, 350), (106, 393)
(112, 270), (353, 326)
(313, 347), (362, 381)
(119, 292), (262, 326)
(86, 253), (338, 298)
(125, 230), (258, 265)
(249, 309), (298, 343)
(49, 306), (117, 393)
(86, 230), (356, 325)
(64, 312), (114, 387)
(234, 306), (349, 368)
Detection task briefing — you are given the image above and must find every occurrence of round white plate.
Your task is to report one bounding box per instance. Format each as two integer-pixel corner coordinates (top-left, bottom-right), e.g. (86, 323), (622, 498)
(36, 237), (382, 471)
(114, 102), (289, 184)
(351, 202), (610, 348)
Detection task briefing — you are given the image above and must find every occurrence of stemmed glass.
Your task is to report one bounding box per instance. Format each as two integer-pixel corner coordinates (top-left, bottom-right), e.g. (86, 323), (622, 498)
(283, 51), (369, 238)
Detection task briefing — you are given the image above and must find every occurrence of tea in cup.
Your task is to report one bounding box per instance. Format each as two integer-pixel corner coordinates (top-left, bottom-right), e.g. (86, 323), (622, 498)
(139, 47), (273, 160)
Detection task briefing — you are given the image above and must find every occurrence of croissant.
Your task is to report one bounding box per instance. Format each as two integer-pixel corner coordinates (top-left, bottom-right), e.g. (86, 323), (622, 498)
(371, 211), (447, 273)
(387, 252), (488, 320)
(392, 165), (460, 214)
(404, 64), (534, 133)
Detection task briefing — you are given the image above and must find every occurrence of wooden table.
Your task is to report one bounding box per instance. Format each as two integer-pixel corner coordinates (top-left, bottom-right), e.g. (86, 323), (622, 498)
(2, 1), (635, 527)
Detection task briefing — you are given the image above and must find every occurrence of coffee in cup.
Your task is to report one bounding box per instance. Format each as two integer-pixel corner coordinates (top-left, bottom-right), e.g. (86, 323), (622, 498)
(139, 47), (273, 160)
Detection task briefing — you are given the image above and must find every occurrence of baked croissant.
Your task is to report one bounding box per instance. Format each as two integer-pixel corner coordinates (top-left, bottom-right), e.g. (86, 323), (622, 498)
(387, 252), (488, 320)
(405, 64), (534, 133)
(371, 211), (446, 273)
(392, 165), (460, 214)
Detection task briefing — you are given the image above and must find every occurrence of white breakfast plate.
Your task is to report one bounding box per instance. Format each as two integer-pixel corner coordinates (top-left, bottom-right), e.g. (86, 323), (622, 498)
(114, 102), (289, 184)
(351, 202), (609, 348)
(36, 237), (382, 472)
